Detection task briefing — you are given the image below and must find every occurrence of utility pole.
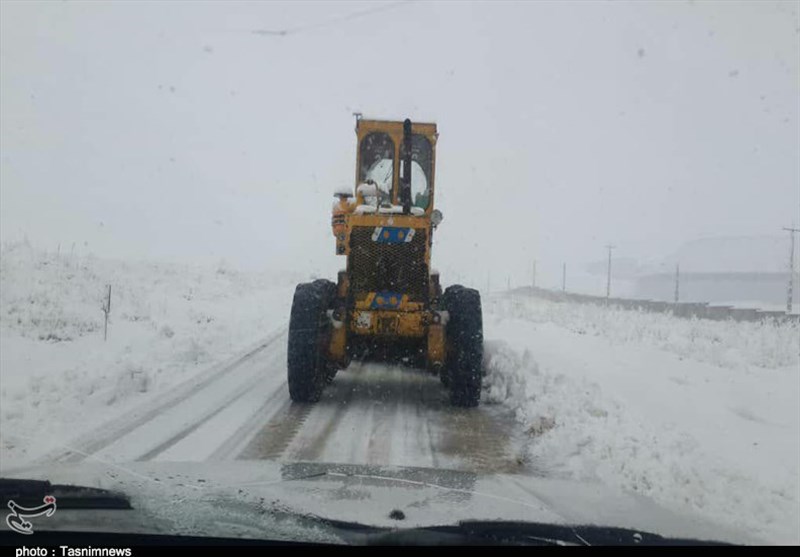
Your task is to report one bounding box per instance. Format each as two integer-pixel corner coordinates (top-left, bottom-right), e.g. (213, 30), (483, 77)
(486, 271), (491, 295)
(562, 263), (566, 292)
(674, 263), (680, 304)
(507, 275), (511, 291)
(784, 227), (800, 313)
(605, 244), (615, 299)
(532, 260), (537, 289)
(102, 284), (112, 342)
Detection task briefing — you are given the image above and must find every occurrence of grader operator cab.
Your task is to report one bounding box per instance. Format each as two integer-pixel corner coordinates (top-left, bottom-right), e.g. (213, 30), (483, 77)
(287, 117), (484, 407)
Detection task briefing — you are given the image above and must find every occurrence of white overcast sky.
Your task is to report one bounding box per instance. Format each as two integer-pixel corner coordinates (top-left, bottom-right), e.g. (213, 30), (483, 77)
(1, 0), (798, 287)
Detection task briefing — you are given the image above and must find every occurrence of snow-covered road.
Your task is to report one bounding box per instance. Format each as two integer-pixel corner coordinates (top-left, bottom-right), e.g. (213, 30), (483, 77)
(237, 359), (521, 472)
(3, 245), (798, 543)
(35, 328), (525, 475)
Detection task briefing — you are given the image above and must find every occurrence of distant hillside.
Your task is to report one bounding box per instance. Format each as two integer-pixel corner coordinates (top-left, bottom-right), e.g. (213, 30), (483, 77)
(647, 236), (795, 274)
(585, 236), (797, 278)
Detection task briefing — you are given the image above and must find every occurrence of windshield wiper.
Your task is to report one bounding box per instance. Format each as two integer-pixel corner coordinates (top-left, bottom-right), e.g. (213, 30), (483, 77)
(0, 478), (132, 510)
(312, 518), (730, 546)
(364, 520), (731, 546)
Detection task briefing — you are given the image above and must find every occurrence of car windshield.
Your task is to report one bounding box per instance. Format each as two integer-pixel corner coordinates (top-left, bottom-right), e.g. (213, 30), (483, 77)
(1, 0), (798, 548)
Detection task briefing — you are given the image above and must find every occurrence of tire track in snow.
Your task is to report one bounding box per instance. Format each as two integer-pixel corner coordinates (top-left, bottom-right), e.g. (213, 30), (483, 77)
(438, 405), (520, 473)
(236, 400), (313, 460)
(39, 327), (287, 464)
(237, 361), (366, 461)
(206, 381), (291, 461)
(135, 366), (269, 461)
(287, 362), (365, 462)
(238, 361), (523, 473)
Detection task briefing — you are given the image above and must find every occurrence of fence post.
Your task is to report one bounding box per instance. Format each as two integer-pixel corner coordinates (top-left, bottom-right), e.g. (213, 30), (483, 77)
(102, 284), (111, 341)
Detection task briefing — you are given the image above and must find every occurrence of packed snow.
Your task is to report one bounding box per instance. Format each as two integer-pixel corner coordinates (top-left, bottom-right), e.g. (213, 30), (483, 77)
(333, 185), (354, 197)
(483, 293), (800, 544)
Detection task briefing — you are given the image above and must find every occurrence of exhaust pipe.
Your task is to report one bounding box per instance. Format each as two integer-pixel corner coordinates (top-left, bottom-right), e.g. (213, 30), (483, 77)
(401, 118), (412, 214)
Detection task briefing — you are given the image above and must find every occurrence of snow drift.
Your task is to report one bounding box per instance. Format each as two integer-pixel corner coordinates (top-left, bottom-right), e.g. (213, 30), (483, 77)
(483, 294), (800, 544)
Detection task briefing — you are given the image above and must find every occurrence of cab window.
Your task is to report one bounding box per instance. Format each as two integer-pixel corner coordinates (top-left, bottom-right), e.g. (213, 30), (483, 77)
(400, 134), (432, 209)
(359, 132), (395, 202)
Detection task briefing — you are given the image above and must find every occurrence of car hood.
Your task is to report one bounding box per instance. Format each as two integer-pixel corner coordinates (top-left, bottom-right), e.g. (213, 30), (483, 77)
(2, 460), (758, 544)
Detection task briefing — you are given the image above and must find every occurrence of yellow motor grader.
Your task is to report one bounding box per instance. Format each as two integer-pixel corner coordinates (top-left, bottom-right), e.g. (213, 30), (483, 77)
(287, 117), (483, 406)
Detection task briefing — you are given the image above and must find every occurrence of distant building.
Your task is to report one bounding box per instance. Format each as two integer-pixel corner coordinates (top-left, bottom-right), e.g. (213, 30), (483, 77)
(632, 236), (799, 307)
(634, 271), (799, 306)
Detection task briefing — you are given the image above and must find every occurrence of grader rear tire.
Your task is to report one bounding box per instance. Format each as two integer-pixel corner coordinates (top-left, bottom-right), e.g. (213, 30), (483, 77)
(444, 285), (483, 407)
(287, 279), (336, 403)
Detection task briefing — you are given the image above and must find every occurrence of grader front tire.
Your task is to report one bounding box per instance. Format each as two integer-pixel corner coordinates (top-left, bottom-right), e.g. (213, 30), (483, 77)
(444, 285), (484, 407)
(287, 279), (336, 403)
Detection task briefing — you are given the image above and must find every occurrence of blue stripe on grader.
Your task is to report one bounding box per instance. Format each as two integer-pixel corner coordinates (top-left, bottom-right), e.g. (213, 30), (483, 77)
(370, 292), (403, 309)
(373, 227), (412, 244)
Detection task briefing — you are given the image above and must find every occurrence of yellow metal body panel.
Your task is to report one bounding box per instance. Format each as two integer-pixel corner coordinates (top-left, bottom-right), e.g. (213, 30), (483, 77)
(345, 213), (428, 228)
(350, 310), (427, 338)
(354, 292), (425, 312)
(427, 323), (445, 368)
(337, 271), (349, 298)
(328, 323), (348, 364)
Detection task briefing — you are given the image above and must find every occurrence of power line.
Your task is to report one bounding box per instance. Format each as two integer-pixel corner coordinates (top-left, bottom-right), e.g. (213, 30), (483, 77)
(605, 244), (615, 299)
(250, 1), (413, 37)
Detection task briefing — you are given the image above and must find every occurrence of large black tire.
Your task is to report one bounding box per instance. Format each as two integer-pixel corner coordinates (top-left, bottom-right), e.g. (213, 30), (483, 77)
(287, 279), (336, 402)
(443, 285), (483, 407)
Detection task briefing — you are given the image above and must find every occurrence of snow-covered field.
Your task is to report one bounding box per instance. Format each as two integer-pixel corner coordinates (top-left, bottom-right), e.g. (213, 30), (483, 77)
(483, 294), (800, 544)
(0, 242), (298, 468)
(2, 244), (798, 544)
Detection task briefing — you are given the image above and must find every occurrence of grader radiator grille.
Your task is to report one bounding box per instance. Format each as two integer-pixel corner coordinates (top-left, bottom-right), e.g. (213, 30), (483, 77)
(348, 226), (428, 301)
